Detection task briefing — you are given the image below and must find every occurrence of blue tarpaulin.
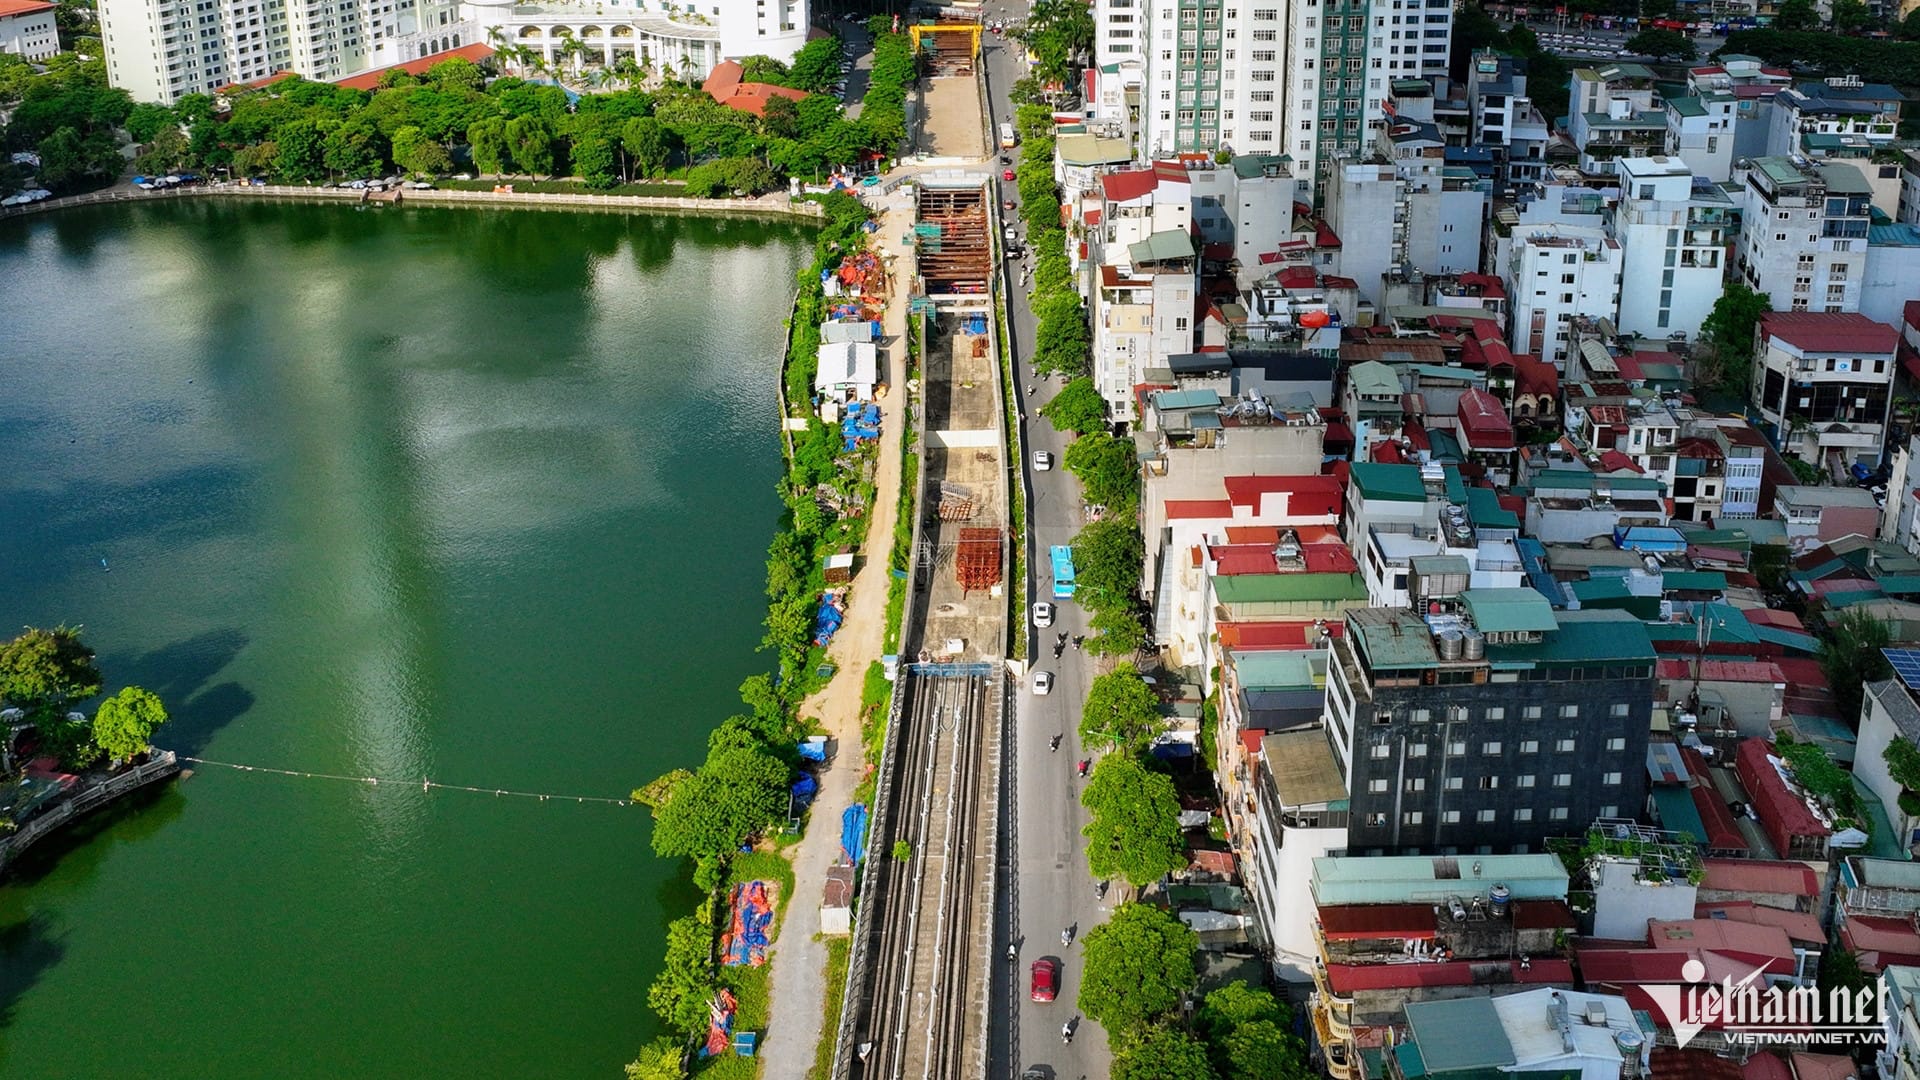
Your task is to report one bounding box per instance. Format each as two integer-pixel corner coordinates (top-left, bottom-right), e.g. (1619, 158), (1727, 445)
(813, 598), (845, 646)
(790, 772), (819, 807)
(841, 804), (869, 863)
(797, 736), (829, 762)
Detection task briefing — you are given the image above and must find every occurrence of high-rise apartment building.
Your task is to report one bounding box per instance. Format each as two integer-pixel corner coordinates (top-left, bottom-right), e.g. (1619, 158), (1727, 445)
(1734, 156), (1873, 314)
(1282, 0), (1452, 191)
(100, 0), (468, 102)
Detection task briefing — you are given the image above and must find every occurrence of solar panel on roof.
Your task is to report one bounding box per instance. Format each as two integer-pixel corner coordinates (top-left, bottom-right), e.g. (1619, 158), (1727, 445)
(1885, 648), (1920, 690)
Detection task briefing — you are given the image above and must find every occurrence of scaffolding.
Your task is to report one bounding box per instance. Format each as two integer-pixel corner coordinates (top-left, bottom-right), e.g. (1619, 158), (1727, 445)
(908, 23), (980, 75)
(955, 527), (1002, 592)
(914, 186), (992, 296)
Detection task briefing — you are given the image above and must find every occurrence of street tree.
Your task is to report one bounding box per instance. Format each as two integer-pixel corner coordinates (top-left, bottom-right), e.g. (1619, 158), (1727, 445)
(1041, 376), (1107, 436)
(125, 101), (175, 144)
(1031, 292), (1092, 375)
(1884, 736), (1920, 816)
(1063, 431), (1141, 513)
(1773, 0), (1819, 29)
(1079, 663), (1164, 754)
(1113, 1024), (1219, 1080)
(1818, 607), (1893, 727)
(1217, 1020), (1310, 1080)
(91, 686), (168, 761)
(1087, 603), (1149, 657)
(784, 37), (842, 93)
(1832, 0), (1872, 32)
(1195, 981), (1285, 1037)
(1082, 752), (1186, 886)
(1077, 901), (1200, 1031)
(1073, 516), (1144, 610)
(505, 115), (556, 178)
(1624, 27), (1696, 60)
(0, 626), (102, 716)
(392, 125), (453, 176)
(571, 133), (618, 187)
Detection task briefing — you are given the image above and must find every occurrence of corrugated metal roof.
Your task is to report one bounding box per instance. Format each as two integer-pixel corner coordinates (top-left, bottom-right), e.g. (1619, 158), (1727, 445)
(1311, 852), (1569, 906)
(1460, 588), (1559, 634)
(1128, 229), (1194, 265)
(1404, 997), (1515, 1072)
(1212, 572), (1369, 604)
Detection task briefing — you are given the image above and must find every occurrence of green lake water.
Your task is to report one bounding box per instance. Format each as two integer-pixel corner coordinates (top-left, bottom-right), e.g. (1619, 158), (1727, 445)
(0, 199), (810, 1077)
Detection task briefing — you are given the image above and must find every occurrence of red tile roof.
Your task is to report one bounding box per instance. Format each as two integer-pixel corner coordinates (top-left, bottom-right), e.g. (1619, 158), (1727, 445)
(1317, 903), (1440, 941)
(1457, 388), (1514, 450)
(1789, 1053), (1860, 1080)
(1690, 784), (1750, 853)
(1597, 449), (1644, 474)
(1841, 914), (1920, 973)
(1648, 918), (1797, 973)
(1735, 738), (1830, 854)
(1455, 272), (1507, 299)
(1700, 858), (1819, 900)
(1100, 169), (1158, 203)
(1222, 474), (1344, 517)
(1165, 499), (1233, 520)
(1274, 265), (1319, 290)
(333, 43), (494, 90)
(1218, 619), (1345, 650)
(0, 0), (55, 14)
(1652, 1049), (1744, 1080)
(1759, 311), (1899, 355)
(1694, 901), (1825, 944)
(1742, 1054), (1794, 1080)
(702, 60), (809, 117)
(1322, 957), (1572, 993)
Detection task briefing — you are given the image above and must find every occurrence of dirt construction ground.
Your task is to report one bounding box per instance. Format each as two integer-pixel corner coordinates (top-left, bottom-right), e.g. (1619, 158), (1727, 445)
(916, 312), (1006, 662)
(921, 76), (987, 159)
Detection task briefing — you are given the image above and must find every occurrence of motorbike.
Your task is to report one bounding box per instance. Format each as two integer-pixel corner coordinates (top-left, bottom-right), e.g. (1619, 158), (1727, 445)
(1061, 1019), (1075, 1045)
(1053, 641), (1065, 659)
(1050, 734), (1062, 752)
(1095, 880), (1109, 900)
(1061, 924), (1075, 947)
(1076, 758), (1090, 779)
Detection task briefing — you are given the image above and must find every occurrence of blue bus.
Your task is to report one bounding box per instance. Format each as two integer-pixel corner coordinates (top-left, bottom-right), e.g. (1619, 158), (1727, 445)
(1050, 545), (1076, 600)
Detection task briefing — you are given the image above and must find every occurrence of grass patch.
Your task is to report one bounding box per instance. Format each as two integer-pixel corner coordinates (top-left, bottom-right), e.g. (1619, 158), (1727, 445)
(807, 936), (852, 1080)
(996, 301), (1028, 659)
(435, 177), (686, 196)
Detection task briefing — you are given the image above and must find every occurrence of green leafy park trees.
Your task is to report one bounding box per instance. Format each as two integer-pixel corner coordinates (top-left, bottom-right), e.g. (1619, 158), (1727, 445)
(1113, 1025), (1219, 1080)
(1082, 752), (1186, 887)
(1064, 431), (1141, 513)
(1196, 982), (1312, 1080)
(0, 626), (101, 715)
(1077, 901), (1199, 1031)
(623, 1038), (686, 1080)
(1697, 281), (1770, 399)
(1818, 607), (1893, 727)
(91, 686), (169, 762)
(1624, 28), (1696, 61)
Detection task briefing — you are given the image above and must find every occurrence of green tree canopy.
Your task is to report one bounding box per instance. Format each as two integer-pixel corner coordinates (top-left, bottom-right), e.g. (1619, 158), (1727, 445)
(622, 115), (673, 178)
(1044, 374), (1105, 432)
(1773, 0), (1819, 30)
(1884, 736), (1920, 816)
(647, 744), (791, 861)
(0, 626), (102, 715)
(1032, 291), (1092, 375)
(1831, 0), (1872, 32)
(504, 114), (555, 177)
(1079, 663), (1164, 754)
(624, 1037), (686, 1080)
(647, 915), (717, 1035)
(1078, 901), (1199, 1031)
(1063, 431), (1140, 513)
(91, 685), (168, 761)
(1819, 607), (1893, 726)
(1625, 27), (1696, 60)
(1195, 982), (1310, 1080)
(783, 37), (842, 93)
(125, 100), (175, 143)
(1073, 516), (1145, 610)
(391, 125), (453, 176)
(571, 132), (618, 187)
(1113, 1024), (1219, 1080)
(1083, 752), (1186, 887)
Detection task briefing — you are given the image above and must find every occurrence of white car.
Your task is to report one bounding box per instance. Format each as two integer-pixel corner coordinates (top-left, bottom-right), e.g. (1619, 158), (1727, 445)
(1033, 450), (1054, 472)
(1032, 602), (1055, 628)
(1033, 670), (1054, 695)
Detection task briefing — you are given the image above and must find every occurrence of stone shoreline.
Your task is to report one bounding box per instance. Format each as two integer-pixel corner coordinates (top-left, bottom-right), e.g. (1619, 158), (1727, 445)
(0, 182), (828, 222)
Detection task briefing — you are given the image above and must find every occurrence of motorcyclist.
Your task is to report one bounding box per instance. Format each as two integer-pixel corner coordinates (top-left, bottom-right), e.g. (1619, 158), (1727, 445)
(1061, 1021), (1074, 1044)
(1050, 734), (1062, 752)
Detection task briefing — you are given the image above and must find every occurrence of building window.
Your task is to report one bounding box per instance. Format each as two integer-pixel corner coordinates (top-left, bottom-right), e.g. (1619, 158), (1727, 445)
(1601, 805), (1619, 817)
(1555, 738), (1576, 752)
(1442, 810), (1461, 823)
(1604, 771), (1623, 785)
(1523, 706), (1541, 720)
(1482, 741), (1501, 755)
(1516, 774), (1536, 788)
(1403, 811), (1424, 825)
(1552, 773), (1572, 787)
(1367, 813), (1387, 827)
(1370, 743), (1391, 759)
(1477, 809), (1497, 823)
(1405, 777), (1426, 792)
(1519, 740), (1538, 754)
(1368, 778), (1390, 793)
(1485, 707), (1505, 721)
(1447, 740), (1466, 757)
(1606, 736), (1626, 750)
(1514, 807), (1534, 822)
(1550, 807), (1570, 821)
(1408, 743), (1428, 757)
(1445, 776), (1465, 791)
(1480, 776), (1500, 790)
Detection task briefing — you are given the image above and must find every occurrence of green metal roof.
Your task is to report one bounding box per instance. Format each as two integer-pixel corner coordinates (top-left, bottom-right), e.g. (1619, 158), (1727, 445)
(1406, 364), (1485, 384)
(1819, 162), (1873, 195)
(1153, 388), (1222, 410)
(1347, 360), (1401, 398)
(1128, 229), (1194, 265)
(1229, 153), (1292, 178)
(1668, 96), (1707, 117)
(1211, 572), (1369, 604)
(1662, 570), (1728, 593)
(1532, 469), (1665, 493)
(1570, 577), (1631, 602)
(1405, 998), (1516, 1073)
(1350, 462), (1427, 502)
(1310, 852), (1570, 906)
(1485, 609), (1656, 664)
(1467, 487), (1519, 530)
(1652, 783), (1709, 842)
(1460, 588), (1559, 634)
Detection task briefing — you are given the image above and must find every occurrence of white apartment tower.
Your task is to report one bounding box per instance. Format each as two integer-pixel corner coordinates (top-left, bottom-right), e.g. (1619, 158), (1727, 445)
(1734, 156), (1873, 314)
(1612, 155), (1733, 342)
(100, 0), (467, 102)
(1283, 0), (1452, 194)
(1500, 224), (1623, 366)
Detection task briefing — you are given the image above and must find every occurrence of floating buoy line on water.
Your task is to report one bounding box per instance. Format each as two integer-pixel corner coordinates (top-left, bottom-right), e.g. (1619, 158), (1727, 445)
(176, 756), (635, 806)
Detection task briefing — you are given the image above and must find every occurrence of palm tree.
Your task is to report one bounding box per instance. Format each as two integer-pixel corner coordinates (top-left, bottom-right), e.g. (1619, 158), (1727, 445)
(677, 52), (695, 84)
(636, 52), (655, 86)
(561, 36), (589, 80)
(610, 52), (641, 88)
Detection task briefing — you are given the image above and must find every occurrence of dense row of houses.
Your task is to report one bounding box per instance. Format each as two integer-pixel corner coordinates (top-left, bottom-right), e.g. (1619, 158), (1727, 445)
(1036, 36), (1920, 1079)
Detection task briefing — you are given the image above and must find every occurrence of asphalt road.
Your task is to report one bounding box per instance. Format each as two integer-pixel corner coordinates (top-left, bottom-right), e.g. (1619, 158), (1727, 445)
(1519, 20), (1727, 61)
(978, 18), (1119, 1080)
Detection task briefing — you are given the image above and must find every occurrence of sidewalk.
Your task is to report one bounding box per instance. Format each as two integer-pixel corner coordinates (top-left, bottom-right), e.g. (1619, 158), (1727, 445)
(761, 188), (918, 1080)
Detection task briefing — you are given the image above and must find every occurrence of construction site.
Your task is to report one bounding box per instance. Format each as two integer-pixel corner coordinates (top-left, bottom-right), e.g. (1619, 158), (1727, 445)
(910, 184), (993, 298)
(908, 23), (988, 159)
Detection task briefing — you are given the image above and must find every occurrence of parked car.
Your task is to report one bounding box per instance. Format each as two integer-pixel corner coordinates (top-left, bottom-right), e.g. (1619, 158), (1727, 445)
(1030, 959), (1059, 1002)
(1033, 450), (1053, 471)
(1032, 602), (1055, 628)
(1033, 670), (1054, 695)
(407, 181), (435, 190)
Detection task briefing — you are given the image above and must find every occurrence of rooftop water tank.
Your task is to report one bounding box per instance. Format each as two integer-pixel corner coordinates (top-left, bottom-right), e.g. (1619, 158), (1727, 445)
(1463, 631), (1486, 661)
(1438, 630), (1464, 660)
(1489, 883), (1511, 916)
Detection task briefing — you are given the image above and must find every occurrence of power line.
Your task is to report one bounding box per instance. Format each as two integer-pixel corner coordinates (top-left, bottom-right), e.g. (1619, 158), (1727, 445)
(177, 756), (636, 806)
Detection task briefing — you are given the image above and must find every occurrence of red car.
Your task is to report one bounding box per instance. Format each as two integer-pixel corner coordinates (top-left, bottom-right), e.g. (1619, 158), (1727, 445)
(1030, 958), (1060, 1002)
(1003, 168), (1016, 181)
